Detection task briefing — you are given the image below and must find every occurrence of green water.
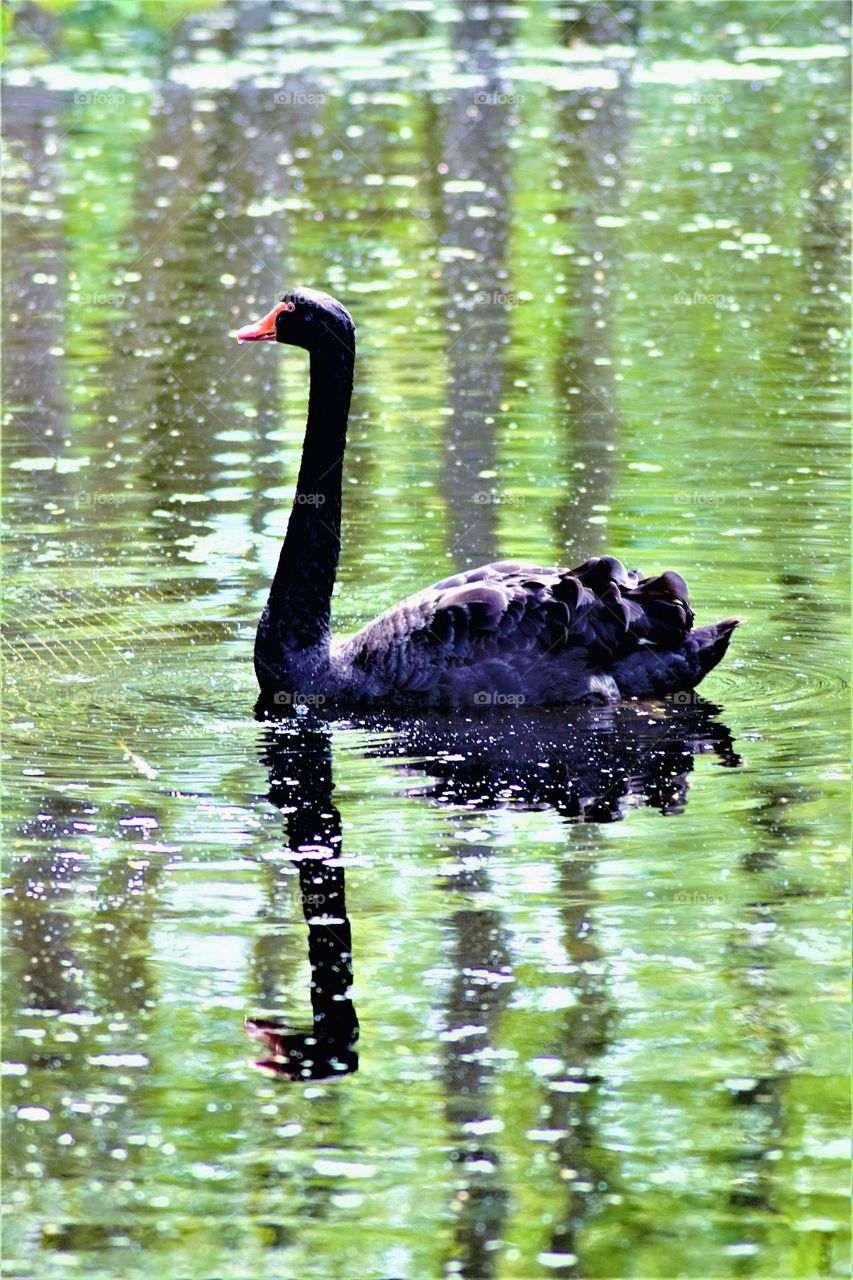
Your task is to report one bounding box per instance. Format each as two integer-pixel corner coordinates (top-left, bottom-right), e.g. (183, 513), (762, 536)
(2, 2), (850, 1277)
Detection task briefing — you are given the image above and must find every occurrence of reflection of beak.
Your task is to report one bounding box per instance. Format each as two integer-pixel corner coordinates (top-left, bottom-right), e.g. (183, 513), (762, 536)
(245, 1017), (291, 1050)
(244, 1017), (359, 1081)
(236, 302), (285, 343)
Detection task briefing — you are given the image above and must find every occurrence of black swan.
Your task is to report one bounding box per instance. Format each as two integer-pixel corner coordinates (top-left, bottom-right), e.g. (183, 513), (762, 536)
(238, 289), (738, 707)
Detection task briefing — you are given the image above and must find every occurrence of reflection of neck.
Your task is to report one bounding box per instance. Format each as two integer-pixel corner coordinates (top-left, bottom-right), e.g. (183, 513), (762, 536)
(287, 731), (357, 1050)
(257, 727), (359, 1077)
(297, 856), (358, 1050)
(256, 334), (354, 678)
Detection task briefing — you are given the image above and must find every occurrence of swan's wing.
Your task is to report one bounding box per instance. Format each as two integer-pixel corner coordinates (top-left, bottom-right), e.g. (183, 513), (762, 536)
(333, 556), (698, 702)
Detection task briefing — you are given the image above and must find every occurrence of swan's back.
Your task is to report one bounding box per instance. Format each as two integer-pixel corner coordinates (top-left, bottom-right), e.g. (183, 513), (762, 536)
(331, 555), (738, 706)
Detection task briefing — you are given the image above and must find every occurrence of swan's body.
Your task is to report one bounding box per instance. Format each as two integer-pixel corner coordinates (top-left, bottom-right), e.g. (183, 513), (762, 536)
(238, 289), (738, 708)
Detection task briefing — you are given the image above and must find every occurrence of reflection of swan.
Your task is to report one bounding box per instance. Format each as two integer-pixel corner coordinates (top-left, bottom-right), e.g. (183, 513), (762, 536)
(349, 700), (740, 823)
(247, 701), (738, 1080)
(246, 725), (358, 1081)
(238, 289), (739, 707)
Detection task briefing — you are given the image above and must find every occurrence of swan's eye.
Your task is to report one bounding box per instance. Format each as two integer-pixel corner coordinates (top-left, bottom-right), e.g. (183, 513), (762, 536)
(281, 301), (296, 313)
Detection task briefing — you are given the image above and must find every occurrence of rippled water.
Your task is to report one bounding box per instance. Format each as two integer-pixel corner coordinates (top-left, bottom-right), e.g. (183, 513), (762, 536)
(2, 2), (850, 1277)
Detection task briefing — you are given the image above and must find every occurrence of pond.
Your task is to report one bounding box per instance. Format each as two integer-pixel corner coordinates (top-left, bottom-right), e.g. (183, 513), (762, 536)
(2, 2), (850, 1277)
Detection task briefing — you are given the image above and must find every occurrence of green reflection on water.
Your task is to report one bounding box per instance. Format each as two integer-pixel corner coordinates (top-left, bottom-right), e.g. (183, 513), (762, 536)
(2, 1), (850, 1278)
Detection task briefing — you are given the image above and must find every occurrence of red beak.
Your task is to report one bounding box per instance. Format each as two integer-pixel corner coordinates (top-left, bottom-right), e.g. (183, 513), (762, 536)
(236, 302), (286, 343)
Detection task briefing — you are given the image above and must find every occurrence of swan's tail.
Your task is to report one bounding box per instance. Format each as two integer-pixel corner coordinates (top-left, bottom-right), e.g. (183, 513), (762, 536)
(687, 617), (741, 682)
(610, 618), (740, 699)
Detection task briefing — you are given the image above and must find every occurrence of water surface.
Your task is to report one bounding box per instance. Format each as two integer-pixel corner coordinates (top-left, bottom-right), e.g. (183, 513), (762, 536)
(2, 2), (850, 1277)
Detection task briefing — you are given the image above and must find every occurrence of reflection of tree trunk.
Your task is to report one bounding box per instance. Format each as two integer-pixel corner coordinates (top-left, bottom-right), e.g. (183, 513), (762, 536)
(7, 793), (164, 1025)
(9, 2), (61, 54)
(427, 5), (519, 567)
(552, 6), (641, 560)
(8, 853), (86, 1025)
(720, 916), (789, 1224)
(90, 855), (165, 1015)
(542, 856), (616, 1273)
(772, 108), (850, 637)
(249, 723), (358, 1079)
(440, 860), (512, 1279)
(2, 81), (71, 513)
(437, 840), (612, 1277)
(106, 78), (292, 550)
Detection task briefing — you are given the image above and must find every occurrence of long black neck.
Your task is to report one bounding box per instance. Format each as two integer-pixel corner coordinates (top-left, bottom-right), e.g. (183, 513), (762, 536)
(256, 332), (354, 684)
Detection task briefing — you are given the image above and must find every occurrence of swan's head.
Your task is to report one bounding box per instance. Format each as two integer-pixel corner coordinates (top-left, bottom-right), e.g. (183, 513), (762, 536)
(237, 288), (354, 351)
